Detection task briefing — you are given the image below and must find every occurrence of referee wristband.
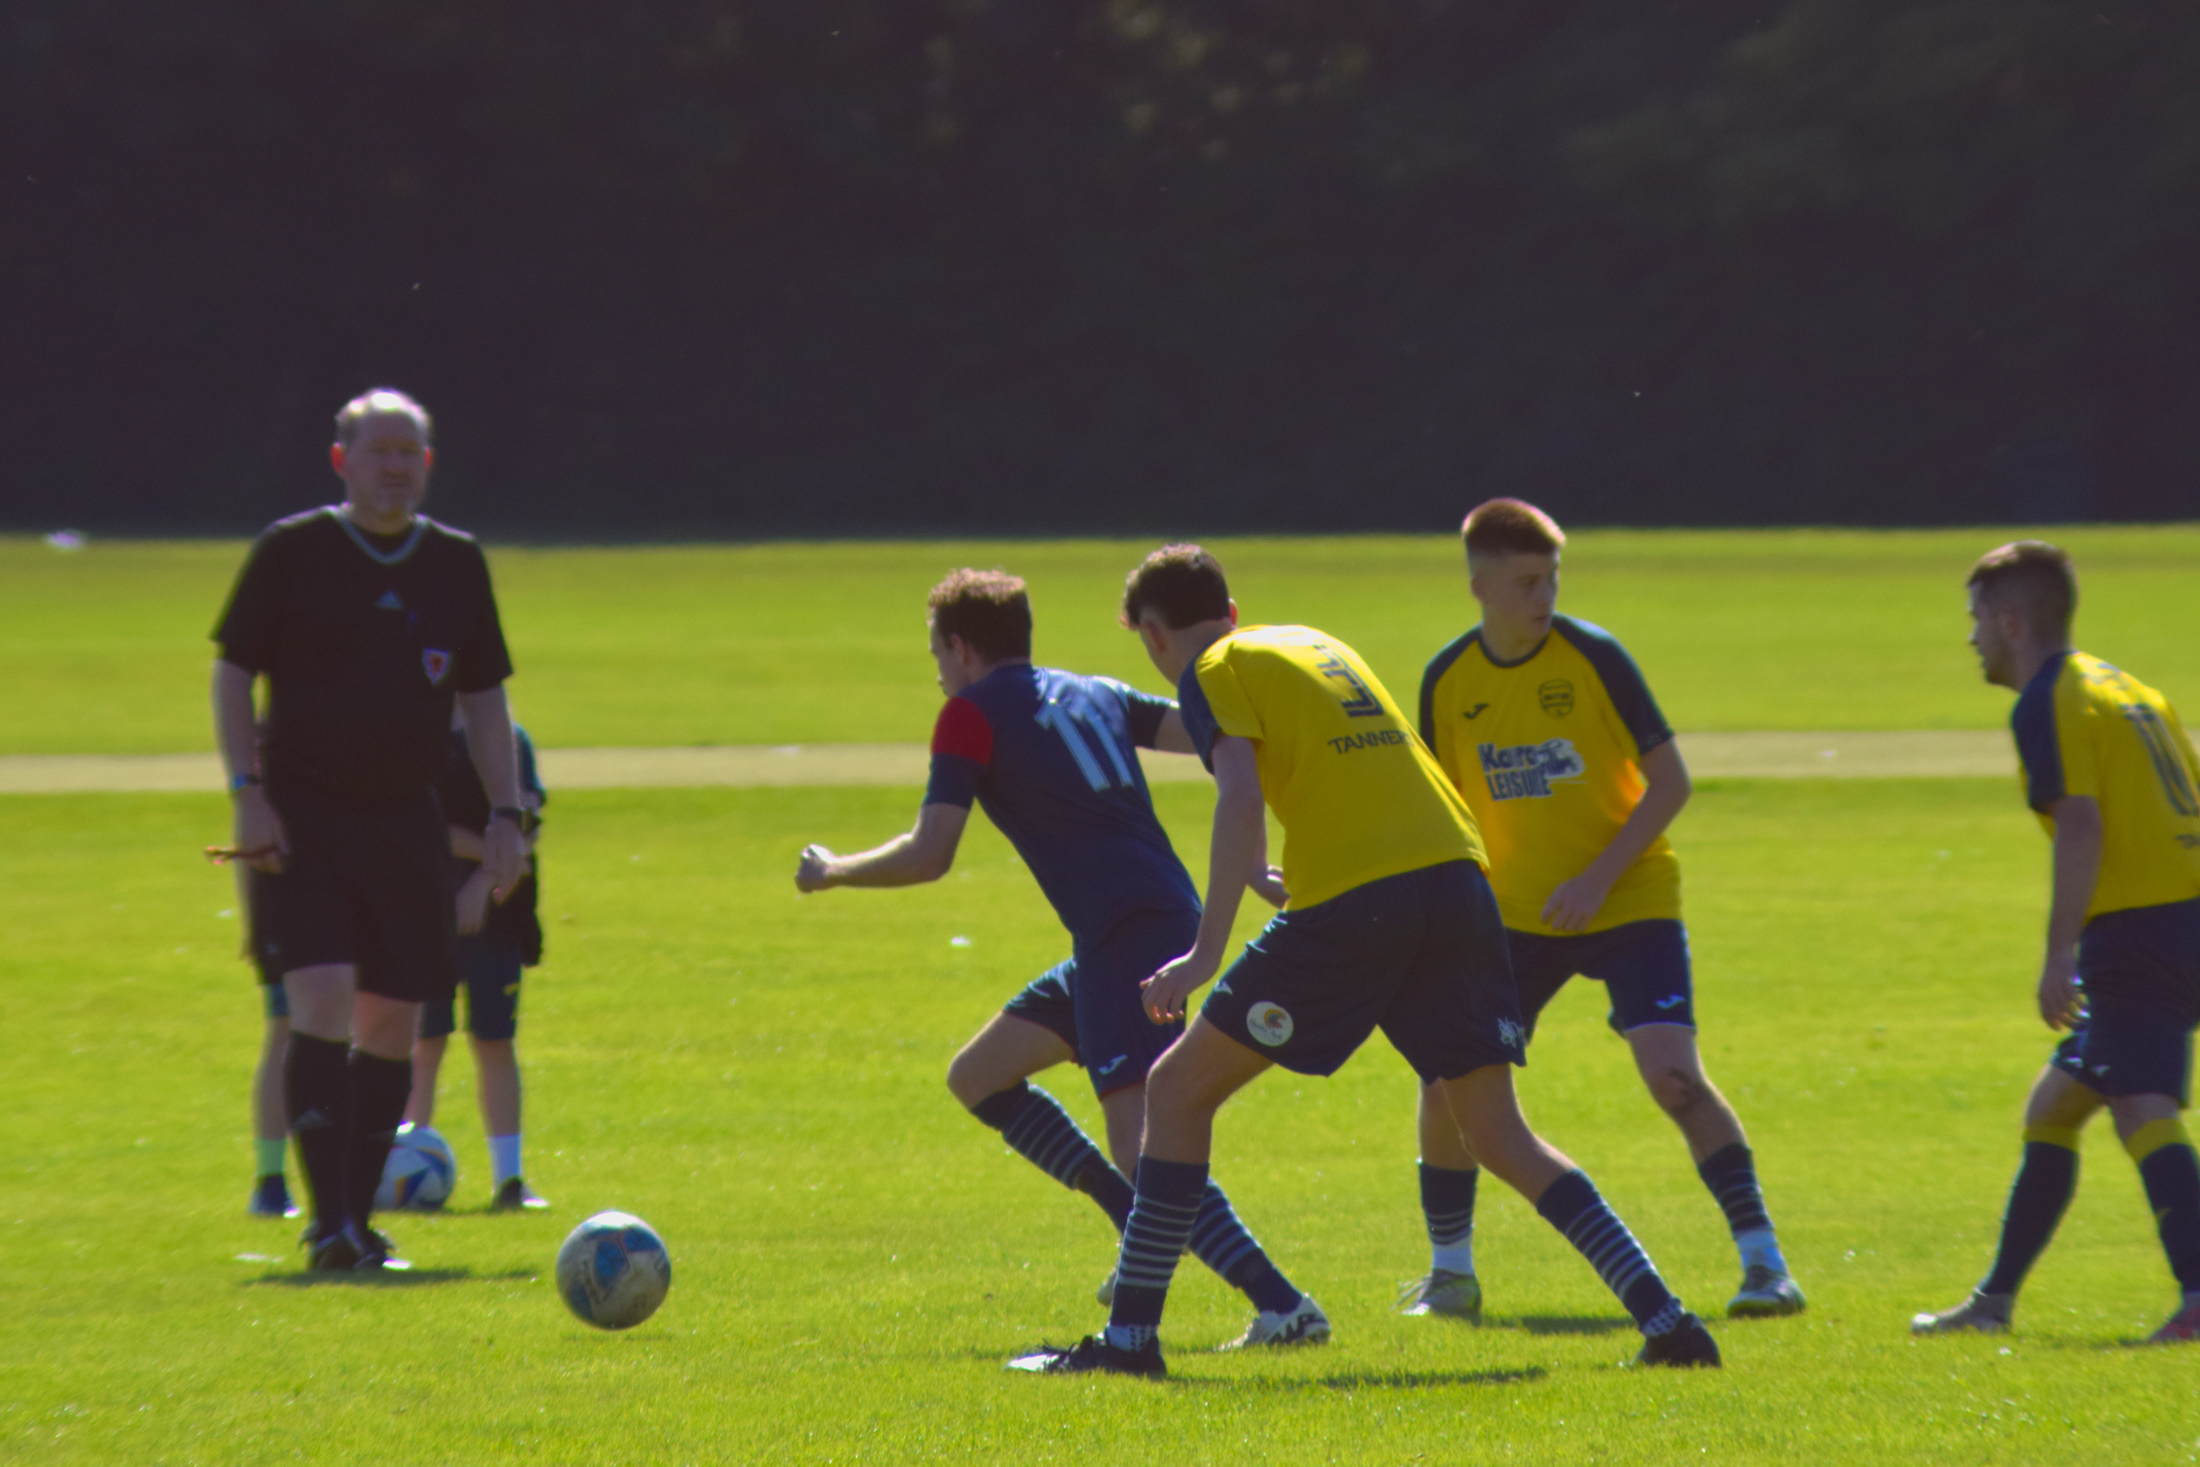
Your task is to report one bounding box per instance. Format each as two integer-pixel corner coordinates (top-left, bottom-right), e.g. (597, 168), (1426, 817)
(228, 772), (263, 794)
(489, 805), (527, 826)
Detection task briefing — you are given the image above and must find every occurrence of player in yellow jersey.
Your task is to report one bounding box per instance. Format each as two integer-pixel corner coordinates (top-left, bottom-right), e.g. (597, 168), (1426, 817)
(1409, 500), (1802, 1323)
(1009, 545), (1717, 1377)
(1913, 542), (2200, 1344)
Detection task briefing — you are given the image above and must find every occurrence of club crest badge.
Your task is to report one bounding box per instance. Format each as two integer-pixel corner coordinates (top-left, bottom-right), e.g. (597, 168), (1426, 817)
(1246, 1001), (1295, 1047)
(1538, 679), (1575, 717)
(422, 649), (452, 686)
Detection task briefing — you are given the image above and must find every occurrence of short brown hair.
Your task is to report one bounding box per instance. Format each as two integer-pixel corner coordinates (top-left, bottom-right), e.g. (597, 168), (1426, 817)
(1462, 498), (1565, 559)
(928, 568), (1032, 661)
(335, 388), (433, 449)
(1121, 544), (1230, 630)
(1968, 540), (2077, 638)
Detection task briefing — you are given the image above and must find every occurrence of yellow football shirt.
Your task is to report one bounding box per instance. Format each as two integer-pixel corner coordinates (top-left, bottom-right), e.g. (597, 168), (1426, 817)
(1419, 614), (1682, 935)
(2012, 650), (2200, 920)
(1176, 625), (1484, 910)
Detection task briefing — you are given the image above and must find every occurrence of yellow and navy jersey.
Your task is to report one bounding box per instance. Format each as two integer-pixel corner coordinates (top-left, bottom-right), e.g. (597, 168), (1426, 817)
(1419, 614), (1680, 935)
(1175, 625), (1485, 911)
(2011, 650), (2200, 920)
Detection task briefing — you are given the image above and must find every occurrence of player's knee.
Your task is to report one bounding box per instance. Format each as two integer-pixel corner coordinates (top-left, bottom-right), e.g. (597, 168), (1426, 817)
(945, 1050), (994, 1109)
(1645, 1064), (1712, 1118)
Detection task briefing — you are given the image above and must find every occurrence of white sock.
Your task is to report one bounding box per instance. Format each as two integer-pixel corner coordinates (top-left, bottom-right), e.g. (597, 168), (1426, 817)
(489, 1133), (523, 1187)
(1736, 1227), (1786, 1273)
(1432, 1237), (1474, 1275)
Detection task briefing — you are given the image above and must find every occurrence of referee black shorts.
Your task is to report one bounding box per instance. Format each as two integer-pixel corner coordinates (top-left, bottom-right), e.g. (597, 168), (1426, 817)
(251, 788), (457, 1004)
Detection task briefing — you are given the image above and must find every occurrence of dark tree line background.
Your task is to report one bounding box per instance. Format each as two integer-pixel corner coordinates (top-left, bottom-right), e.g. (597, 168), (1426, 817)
(7, 1), (2198, 537)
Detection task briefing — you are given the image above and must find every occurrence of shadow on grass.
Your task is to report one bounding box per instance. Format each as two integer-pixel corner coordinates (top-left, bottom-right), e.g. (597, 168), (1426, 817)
(244, 1266), (536, 1289)
(1173, 1367), (1549, 1393)
(1493, 1315), (1635, 1337)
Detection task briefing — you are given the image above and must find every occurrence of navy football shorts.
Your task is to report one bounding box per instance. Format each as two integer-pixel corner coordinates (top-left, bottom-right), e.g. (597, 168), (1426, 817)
(247, 871), (290, 1019)
(1003, 907), (1198, 1098)
(1506, 919), (1695, 1039)
(1200, 860), (1525, 1084)
(251, 788), (458, 1004)
(2046, 896), (2200, 1104)
(419, 936), (525, 1042)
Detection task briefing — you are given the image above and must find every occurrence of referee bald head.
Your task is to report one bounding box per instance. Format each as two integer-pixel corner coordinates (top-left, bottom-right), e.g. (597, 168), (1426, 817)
(330, 388), (434, 535)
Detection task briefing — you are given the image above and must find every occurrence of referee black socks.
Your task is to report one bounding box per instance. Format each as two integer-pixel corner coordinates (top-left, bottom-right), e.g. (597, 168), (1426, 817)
(347, 1050), (414, 1229)
(285, 1033), (354, 1234)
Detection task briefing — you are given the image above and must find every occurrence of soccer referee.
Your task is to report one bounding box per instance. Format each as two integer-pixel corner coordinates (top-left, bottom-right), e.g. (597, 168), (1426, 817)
(212, 388), (528, 1271)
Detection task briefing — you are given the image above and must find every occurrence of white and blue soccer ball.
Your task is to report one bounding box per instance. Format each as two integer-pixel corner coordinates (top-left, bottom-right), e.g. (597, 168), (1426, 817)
(556, 1211), (672, 1330)
(375, 1123), (456, 1212)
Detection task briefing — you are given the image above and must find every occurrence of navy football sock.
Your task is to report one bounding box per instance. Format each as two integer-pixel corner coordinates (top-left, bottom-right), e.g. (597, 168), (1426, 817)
(1188, 1182), (1301, 1315)
(969, 1081), (1134, 1230)
(2130, 1120), (2200, 1294)
(1535, 1168), (1681, 1332)
(1696, 1142), (1774, 1236)
(1107, 1157), (1208, 1349)
(285, 1034), (354, 1234)
(1979, 1132), (2079, 1297)
(346, 1051), (413, 1230)
(1420, 1162), (1478, 1274)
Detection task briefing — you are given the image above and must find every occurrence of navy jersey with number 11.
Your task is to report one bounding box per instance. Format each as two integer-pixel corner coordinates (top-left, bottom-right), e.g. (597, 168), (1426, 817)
(925, 664), (1199, 945)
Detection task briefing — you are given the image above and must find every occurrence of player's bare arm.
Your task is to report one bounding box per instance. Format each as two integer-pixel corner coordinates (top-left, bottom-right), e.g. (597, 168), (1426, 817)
(1144, 734), (1263, 1022)
(2038, 793), (2102, 1030)
(797, 802), (971, 892)
(456, 686), (529, 901)
(1152, 708), (1198, 756)
(213, 659), (286, 872)
(1542, 738), (1693, 932)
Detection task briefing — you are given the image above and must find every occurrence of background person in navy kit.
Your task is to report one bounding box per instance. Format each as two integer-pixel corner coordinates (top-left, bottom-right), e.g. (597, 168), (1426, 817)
(403, 706), (550, 1211)
(212, 388), (529, 1270)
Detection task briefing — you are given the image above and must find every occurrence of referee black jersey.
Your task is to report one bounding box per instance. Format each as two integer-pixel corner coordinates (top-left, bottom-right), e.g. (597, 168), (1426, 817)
(215, 507), (514, 805)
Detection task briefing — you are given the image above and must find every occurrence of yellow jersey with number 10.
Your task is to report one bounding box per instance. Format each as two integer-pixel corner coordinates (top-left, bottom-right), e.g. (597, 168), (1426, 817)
(2011, 650), (2200, 920)
(1419, 614), (1681, 936)
(1175, 625), (1485, 911)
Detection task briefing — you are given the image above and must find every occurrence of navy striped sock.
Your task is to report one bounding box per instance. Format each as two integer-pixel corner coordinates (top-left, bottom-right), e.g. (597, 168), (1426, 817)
(1536, 1168), (1680, 1332)
(1188, 1182), (1301, 1315)
(1697, 1142), (1774, 1237)
(970, 1082), (1133, 1229)
(1106, 1157), (1208, 1348)
(1420, 1162), (1478, 1273)
(1980, 1137), (2078, 1297)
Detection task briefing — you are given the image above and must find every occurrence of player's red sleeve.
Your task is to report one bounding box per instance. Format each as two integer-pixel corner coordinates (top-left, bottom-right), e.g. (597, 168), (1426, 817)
(930, 697), (994, 765)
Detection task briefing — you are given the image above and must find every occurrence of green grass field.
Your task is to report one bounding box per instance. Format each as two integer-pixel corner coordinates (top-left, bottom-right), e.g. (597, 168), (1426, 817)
(9, 526), (2200, 753)
(5, 532), (2199, 1463)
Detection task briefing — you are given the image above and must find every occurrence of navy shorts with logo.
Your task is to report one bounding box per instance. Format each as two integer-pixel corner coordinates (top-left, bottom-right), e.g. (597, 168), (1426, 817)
(419, 936), (525, 1042)
(2046, 896), (2200, 1104)
(246, 872), (291, 1019)
(1506, 919), (1695, 1039)
(1200, 860), (1526, 1083)
(250, 788), (458, 1004)
(1004, 906), (1198, 1098)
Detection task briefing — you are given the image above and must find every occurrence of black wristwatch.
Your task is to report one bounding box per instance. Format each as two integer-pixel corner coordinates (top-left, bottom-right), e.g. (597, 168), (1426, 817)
(489, 805), (527, 826)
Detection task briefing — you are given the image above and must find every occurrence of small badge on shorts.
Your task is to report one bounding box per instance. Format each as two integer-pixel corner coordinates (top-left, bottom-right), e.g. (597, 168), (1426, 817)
(422, 649), (451, 686)
(1247, 1001), (1294, 1047)
(1497, 1017), (1526, 1051)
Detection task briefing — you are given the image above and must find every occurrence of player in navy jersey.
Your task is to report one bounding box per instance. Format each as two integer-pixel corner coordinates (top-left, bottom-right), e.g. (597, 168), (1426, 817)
(796, 569), (1322, 1343)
